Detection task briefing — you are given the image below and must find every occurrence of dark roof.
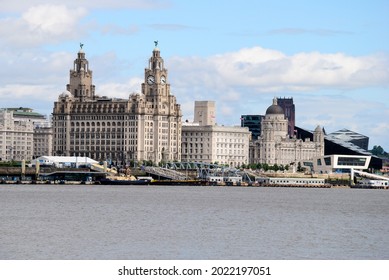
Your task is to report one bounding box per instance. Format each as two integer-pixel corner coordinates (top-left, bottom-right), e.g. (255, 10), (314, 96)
(265, 104), (284, 115)
(328, 128), (368, 141)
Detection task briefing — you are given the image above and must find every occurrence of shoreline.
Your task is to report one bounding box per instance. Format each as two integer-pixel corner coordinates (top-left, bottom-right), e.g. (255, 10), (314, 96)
(1, 180), (387, 189)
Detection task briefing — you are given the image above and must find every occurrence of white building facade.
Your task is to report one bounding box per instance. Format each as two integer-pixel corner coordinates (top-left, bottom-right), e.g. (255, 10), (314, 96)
(182, 100), (251, 168)
(0, 110), (34, 161)
(182, 124), (251, 167)
(2, 108), (53, 159)
(312, 154), (371, 174)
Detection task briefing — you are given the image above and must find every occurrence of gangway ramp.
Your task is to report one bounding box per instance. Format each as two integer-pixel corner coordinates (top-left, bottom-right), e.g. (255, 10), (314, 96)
(143, 166), (188, 180)
(351, 169), (389, 181)
(91, 163), (117, 176)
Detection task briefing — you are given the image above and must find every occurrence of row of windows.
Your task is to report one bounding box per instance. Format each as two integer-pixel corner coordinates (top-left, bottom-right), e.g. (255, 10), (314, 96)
(72, 121), (123, 126)
(72, 134), (123, 139)
(70, 145), (123, 151)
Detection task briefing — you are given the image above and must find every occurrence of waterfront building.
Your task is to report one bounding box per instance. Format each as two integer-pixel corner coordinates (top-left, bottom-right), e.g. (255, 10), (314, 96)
(0, 109), (34, 161)
(182, 101), (251, 167)
(241, 98), (294, 140)
(52, 45), (182, 164)
(311, 154), (371, 174)
(295, 126), (382, 170)
(33, 123), (53, 158)
(2, 107), (53, 159)
(249, 98), (324, 166)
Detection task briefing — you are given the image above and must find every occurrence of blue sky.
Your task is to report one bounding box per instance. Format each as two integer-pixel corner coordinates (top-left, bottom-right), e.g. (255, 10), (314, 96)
(0, 0), (388, 150)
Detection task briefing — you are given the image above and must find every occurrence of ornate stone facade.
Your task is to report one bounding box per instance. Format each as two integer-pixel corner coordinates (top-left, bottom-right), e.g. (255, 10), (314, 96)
(52, 46), (182, 164)
(250, 98), (324, 166)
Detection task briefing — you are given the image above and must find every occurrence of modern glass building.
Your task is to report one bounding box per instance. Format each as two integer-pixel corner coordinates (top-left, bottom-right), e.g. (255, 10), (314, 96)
(240, 115), (264, 140)
(295, 125), (382, 170)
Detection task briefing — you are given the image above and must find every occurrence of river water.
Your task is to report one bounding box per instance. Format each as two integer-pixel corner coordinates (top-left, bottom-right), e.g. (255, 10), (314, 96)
(0, 184), (388, 260)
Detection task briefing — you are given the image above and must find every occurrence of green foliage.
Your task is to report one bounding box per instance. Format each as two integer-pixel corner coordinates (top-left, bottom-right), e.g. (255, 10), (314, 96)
(370, 145), (388, 157)
(240, 163), (290, 172)
(0, 160), (20, 167)
(142, 160), (154, 166)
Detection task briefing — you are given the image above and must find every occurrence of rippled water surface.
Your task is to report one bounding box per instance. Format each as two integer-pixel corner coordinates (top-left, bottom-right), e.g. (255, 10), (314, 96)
(0, 184), (388, 259)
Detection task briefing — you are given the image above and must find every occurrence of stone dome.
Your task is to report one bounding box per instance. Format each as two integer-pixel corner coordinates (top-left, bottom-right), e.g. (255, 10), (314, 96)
(265, 98), (284, 115)
(59, 90), (72, 98)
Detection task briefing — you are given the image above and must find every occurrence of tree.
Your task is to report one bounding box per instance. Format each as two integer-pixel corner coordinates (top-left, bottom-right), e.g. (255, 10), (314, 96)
(370, 145), (388, 157)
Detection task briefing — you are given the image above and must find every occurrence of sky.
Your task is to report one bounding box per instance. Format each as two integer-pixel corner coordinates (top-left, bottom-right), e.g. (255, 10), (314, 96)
(0, 0), (388, 151)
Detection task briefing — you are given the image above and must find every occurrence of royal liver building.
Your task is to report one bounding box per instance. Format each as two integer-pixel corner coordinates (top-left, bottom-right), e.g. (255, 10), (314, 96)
(52, 45), (182, 164)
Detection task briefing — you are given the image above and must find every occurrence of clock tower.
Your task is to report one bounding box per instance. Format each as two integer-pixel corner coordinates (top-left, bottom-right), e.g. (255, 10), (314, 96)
(138, 44), (182, 163)
(142, 45), (170, 98)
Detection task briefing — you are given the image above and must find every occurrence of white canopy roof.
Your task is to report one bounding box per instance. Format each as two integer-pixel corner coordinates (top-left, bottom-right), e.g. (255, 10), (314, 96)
(33, 156), (98, 165)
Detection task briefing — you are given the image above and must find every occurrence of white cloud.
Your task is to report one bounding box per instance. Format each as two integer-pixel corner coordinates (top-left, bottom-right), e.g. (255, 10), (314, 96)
(169, 47), (389, 93)
(22, 5), (86, 35)
(0, 5), (87, 47)
(0, 84), (57, 116)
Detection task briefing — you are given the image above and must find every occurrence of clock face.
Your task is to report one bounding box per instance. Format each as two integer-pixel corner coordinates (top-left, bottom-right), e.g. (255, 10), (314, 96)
(160, 76), (166, 84)
(147, 75), (155, 85)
